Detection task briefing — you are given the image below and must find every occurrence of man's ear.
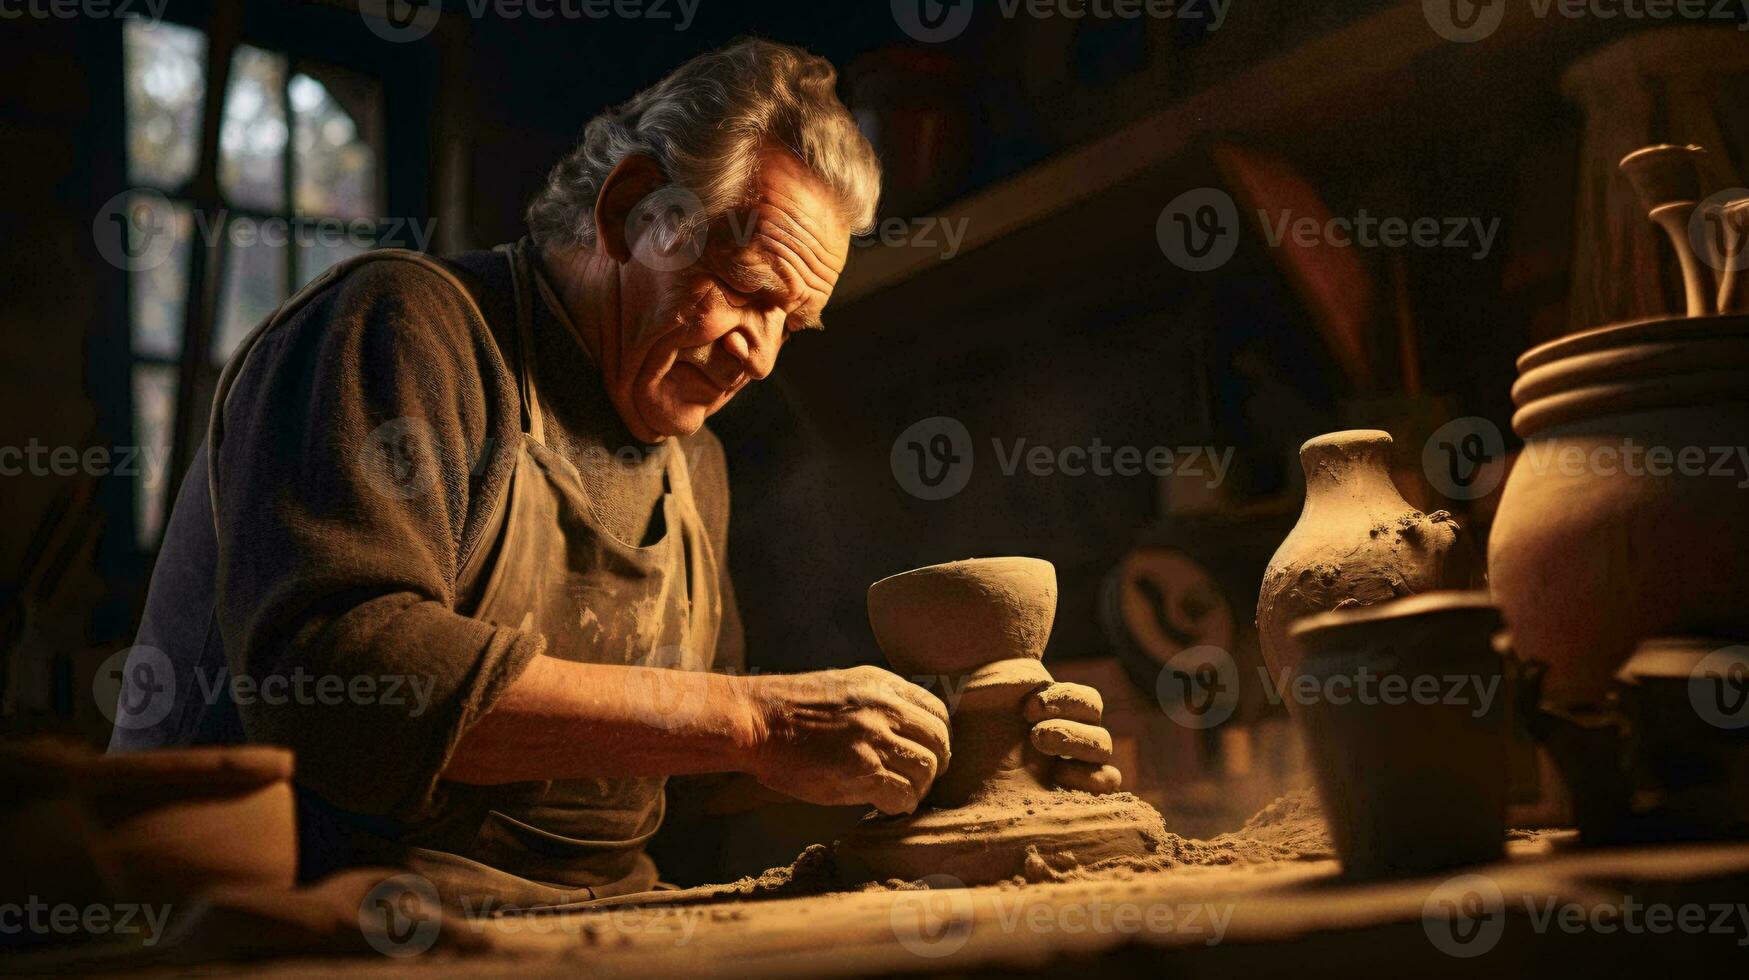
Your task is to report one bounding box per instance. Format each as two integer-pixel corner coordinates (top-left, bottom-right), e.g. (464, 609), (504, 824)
(593, 154), (670, 264)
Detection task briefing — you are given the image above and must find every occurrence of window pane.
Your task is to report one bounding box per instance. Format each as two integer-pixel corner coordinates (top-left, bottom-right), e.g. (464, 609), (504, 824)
(123, 19), (206, 190)
(126, 194), (195, 359)
(132, 364), (178, 548)
(213, 216), (288, 364)
(219, 45), (288, 212)
(291, 66), (381, 220)
(296, 235), (369, 290)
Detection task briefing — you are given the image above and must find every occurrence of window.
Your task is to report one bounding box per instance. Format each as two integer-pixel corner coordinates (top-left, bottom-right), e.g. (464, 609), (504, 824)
(121, 18), (385, 548)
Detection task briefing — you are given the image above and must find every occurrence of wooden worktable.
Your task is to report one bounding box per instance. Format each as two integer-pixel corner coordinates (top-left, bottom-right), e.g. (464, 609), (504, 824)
(132, 835), (1749, 978)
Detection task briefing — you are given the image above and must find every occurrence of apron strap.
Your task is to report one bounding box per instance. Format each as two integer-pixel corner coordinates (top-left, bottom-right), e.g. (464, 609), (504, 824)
(663, 436), (692, 498)
(495, 240), (547, 444)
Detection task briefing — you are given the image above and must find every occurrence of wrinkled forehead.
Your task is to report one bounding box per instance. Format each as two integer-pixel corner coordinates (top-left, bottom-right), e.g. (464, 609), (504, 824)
(702, 150), (852, 294)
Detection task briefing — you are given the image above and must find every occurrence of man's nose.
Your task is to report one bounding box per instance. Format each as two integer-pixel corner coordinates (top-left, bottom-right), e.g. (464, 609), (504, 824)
(720, 313), (783, 380)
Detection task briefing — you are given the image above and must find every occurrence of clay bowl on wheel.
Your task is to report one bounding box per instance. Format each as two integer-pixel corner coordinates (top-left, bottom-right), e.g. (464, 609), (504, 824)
(1490, 313), (1749, 710)
(867, 557), (1057, 676)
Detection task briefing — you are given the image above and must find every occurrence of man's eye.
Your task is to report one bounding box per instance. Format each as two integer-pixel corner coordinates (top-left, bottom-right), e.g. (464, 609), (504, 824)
(715, 278), (750, 305)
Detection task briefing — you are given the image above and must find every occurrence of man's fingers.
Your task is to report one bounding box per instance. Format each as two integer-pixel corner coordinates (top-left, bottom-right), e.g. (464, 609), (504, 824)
(1052, 760), (1122, 794)
(1031, 719), (1113, 763)
(847, 667), (949, 723)
(887, 699), (952, 774)
(1024, 682), (1104, 725)
(865, 770), (922, 816)
(878, 734), (939, 805)
(886, 675), (952, 730)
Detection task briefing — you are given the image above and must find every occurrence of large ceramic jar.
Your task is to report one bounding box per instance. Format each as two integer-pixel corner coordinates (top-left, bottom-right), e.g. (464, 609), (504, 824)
(1257, 430), (1472, 706)
(1489, 314), (1749, 709)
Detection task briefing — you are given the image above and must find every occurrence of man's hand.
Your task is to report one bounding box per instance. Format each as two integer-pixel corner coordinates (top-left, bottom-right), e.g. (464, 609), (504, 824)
(1025, 682), (1123, 794)
(741, 666), (951, 815)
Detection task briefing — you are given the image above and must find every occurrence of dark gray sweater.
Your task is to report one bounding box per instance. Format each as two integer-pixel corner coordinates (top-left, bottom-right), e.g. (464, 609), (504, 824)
(123, 246), (742, 833)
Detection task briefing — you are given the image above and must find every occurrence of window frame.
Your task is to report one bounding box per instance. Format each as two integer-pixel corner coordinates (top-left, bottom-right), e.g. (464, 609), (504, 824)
(121, 12), (397, 551)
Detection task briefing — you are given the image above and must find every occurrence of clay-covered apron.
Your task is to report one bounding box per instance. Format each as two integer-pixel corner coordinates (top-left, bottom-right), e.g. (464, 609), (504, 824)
(211, 240), (722, 908)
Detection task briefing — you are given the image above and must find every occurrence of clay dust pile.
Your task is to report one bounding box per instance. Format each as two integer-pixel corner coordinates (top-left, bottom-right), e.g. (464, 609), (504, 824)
(695, 790), (1324, 902)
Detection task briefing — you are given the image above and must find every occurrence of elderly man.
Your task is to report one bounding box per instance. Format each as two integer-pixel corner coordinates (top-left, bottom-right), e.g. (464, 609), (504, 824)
(112, 39), (1121, 904)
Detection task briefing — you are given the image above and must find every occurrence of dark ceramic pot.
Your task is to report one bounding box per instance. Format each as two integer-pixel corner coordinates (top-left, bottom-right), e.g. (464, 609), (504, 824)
(1489, 314), (1749, 710)
(1288, 592), (1508, 879)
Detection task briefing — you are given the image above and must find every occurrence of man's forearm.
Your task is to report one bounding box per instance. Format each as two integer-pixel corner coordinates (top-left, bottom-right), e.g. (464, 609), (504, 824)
(444, 655), (761, 785)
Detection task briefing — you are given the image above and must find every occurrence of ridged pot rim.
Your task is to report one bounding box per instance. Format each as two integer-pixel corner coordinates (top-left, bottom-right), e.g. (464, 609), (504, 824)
(1516, 313), (1749, 373)
(1511, 314), (1749, 438)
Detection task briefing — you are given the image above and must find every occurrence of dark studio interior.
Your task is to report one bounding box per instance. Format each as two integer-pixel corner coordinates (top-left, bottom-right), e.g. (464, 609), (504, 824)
(4, 0), (1749, 975)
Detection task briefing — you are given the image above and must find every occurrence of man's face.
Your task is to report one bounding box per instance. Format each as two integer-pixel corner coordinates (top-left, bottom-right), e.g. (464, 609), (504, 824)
(608, 147), (851, 442)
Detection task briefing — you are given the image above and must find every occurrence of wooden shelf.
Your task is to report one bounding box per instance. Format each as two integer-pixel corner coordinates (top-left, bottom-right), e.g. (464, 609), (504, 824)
(832, 0), (1561, 309)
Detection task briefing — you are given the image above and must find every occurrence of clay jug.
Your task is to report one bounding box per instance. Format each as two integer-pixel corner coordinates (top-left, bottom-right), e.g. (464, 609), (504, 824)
(1256, 430), (1473, 707)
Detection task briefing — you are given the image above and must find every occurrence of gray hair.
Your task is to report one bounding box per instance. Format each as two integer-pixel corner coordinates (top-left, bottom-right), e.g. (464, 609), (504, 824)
(525, 38), (881, 252)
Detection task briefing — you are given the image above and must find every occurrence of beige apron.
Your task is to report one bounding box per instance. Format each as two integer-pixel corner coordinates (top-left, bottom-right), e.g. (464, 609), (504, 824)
(209, 240), (723, 908)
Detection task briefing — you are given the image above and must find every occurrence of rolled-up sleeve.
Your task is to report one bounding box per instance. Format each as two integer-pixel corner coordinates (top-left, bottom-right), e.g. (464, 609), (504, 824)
(211, 258), (539, 822)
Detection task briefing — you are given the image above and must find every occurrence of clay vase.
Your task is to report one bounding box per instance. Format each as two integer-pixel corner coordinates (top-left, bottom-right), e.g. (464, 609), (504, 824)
(867, 557), (1057, 806)
(1257, 430), (1473, 708)
(1489, 314), (1749, 710)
